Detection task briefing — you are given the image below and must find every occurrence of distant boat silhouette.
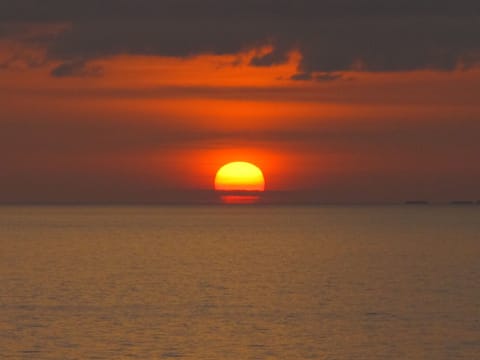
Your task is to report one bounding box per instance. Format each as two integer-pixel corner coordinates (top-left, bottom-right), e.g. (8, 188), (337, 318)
(450, 201), (475, 205)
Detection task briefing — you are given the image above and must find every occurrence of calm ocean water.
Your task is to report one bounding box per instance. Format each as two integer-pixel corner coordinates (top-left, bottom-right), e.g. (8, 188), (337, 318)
(1, 206), (479, 359)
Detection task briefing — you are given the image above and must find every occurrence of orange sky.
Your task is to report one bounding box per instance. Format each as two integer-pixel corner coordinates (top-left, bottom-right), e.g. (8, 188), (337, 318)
(1, 48), (480, 203)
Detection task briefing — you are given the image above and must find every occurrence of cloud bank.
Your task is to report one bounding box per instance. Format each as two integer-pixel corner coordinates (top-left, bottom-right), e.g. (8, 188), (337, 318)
(1, 0), (479, 77)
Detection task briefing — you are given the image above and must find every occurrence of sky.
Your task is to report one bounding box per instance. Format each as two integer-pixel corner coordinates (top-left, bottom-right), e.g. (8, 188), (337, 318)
(1, 0), (480, 203)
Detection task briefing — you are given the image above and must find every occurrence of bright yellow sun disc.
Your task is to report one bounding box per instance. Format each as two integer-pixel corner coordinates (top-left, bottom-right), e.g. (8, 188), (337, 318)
(214, 162), (265, 191)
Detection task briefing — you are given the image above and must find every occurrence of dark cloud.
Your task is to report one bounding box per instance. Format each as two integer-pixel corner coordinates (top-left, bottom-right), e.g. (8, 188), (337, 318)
(0, 46), (47, 70)
(290, 72), (313, 81)
(315, 73), (343, 82)
(0, 1), (479, 77)
(50, 60), (104, 77)
(290, 72), (344, 81)
(1, 1), (479, 21)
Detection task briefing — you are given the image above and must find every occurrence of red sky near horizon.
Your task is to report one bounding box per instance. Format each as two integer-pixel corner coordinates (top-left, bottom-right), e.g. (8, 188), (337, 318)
(1, 5), (480, 203)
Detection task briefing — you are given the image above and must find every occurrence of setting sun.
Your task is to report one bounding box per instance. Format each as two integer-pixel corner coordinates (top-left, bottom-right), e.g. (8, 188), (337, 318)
(214, 162), (265, 191)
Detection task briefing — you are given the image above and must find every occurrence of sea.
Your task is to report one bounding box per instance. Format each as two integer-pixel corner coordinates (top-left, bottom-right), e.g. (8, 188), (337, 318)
(1, 205), (479, 359)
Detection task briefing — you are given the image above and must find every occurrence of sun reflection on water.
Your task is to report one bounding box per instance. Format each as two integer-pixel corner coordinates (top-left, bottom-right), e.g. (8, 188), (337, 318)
(220, 195), (260, 204)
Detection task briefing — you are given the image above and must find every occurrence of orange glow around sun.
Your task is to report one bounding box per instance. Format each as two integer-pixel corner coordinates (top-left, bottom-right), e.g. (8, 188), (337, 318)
(214, 161), (265, 191)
